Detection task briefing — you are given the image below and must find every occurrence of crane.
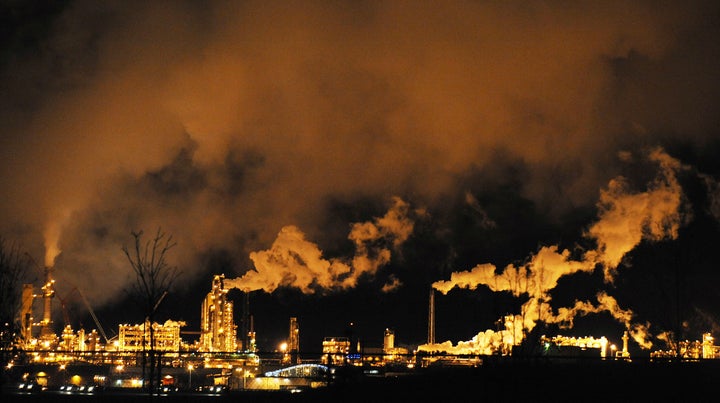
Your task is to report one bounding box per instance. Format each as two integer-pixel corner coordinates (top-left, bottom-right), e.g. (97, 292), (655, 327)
(76, 288), (110, 344)
(57, 286), (110, 344)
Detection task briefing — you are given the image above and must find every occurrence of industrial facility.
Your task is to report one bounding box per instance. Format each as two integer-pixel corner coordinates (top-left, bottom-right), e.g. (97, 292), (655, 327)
(5, 270), (720, 395)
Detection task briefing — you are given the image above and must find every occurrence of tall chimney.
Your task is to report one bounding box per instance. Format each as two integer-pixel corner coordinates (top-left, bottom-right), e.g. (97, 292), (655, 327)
(428, 288), (435, 345)
(40, 266), (55, 339)
(241, 291), (250, 351)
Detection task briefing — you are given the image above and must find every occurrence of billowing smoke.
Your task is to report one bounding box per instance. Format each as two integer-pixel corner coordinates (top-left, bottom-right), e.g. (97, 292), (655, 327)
(224, 197), (416, 293)
(585, 148), (687, 282)
(423, 148), (686, 354)
(42, 220), (63, 268)
(555, 292), (652, 349)
(0, 1), (718, 344)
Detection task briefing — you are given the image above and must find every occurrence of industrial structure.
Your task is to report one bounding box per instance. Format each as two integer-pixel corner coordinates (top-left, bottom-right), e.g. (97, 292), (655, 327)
(428, 289), (435, 345)
(118, 320), (185, 353)
(540, 334), (610, 358)
(383, 328), (410, 361)
(8, 272), (720, 394)
(39, 267), (56, 341)
(199, 274), (238, 352)
(650, 332), (720, 360)
(288, 317), (300, 365)
(321, 337), (351, 365)
(16, 267), (60, 351)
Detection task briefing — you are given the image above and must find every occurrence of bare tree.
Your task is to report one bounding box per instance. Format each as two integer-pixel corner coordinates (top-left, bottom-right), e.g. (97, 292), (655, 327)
(0, 237), (33, 371)
(122, 228), (179, 394)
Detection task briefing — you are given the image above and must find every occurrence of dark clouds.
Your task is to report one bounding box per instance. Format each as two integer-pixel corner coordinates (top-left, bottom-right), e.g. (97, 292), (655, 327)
(1, 0), (720, 351)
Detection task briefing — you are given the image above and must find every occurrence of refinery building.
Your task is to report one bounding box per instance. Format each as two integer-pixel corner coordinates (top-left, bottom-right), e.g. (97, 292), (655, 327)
(8, 270), (720, 392)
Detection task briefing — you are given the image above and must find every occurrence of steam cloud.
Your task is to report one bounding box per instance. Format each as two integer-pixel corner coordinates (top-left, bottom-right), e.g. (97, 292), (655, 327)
(224, 197), (415, 293)
(425, 149), (685, 353)
(1, 1), (719, 346)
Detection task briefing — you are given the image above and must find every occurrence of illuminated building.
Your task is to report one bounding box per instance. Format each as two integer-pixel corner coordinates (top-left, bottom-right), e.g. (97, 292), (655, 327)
(289, 317), (300, 364)
(39, 267), (56, 345)
(85, 329), (100, 352)
(60, 325), (76, 351)
(382, 328), (410, 364)
(702, 333), (720, 359)
(384, 328), (395, 353)
(540, 335), (609, 358)
(117, 320), (184, 352)
(616, 330), (630, 359)
(249, 363), (329, 390)
(200, 274), (238, 352)
(76, 329), (86, 352)
(649, 333), (720, 360)
(321, 337), (350, 365)
(247, 318), (257, 352)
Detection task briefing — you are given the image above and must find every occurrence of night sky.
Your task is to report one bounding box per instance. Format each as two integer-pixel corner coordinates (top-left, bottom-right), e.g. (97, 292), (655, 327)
(2, 1), (720, 356)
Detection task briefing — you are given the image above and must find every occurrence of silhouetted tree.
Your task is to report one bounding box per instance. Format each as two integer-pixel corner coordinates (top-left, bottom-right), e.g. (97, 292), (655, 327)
(122, 228), (179, 394)
(0, 237), (33, 376)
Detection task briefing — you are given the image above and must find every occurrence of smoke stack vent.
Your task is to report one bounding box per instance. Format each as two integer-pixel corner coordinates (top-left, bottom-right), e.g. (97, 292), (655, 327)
(428, 288), (435, 345)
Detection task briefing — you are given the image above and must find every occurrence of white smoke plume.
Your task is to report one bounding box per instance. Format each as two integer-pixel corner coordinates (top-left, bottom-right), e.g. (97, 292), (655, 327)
(224, 197), (415, 293)
(555, 292), (652, 349)
(584, 147), (687, 282)
(1, 1), (718, 345)
(42, 218), (64, 268)
(419, 315), (523, 356)
(425, 148), (686, 354)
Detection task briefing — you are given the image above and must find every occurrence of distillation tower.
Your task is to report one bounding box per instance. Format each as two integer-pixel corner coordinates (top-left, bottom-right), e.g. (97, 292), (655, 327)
(200, 274), (238, 352)
(289, 317), (300, 364)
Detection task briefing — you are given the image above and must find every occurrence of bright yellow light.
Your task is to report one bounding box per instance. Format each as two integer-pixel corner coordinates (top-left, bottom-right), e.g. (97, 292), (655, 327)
(279, 342), (288, 352)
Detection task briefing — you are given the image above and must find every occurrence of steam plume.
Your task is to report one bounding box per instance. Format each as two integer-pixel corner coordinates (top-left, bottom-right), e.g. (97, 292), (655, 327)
(426, 149), (686, 353)
(585, 148), (686, 282)
(43, 222), (62, 268)
(0, 1), (718, 344)
(224, 197), (415, 293)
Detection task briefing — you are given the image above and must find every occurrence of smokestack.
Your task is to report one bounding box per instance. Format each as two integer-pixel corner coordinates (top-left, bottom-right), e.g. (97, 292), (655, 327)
(40, 266), (55, 339)
(241, 291), (250, 351)
(428, 288), (435, 345)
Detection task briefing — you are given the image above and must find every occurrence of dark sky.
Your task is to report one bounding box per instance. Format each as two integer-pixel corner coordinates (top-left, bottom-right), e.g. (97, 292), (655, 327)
(2, 0), (720, 356)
